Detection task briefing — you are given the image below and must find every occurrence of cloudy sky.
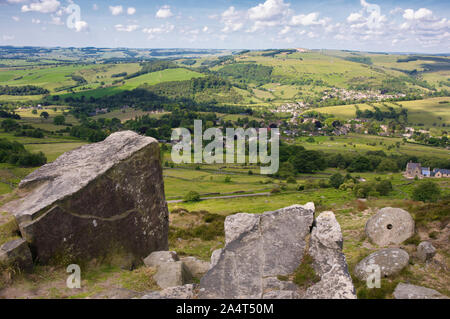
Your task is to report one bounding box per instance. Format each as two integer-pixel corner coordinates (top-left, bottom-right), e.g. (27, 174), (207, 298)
(0, 0), (449, 53)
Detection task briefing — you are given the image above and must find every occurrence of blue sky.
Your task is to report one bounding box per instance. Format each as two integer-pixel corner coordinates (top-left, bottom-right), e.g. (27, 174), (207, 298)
(0, 0), (449, 52)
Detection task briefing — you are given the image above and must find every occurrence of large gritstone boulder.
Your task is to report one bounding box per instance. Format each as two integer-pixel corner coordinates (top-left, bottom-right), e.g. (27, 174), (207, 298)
(7, 131), (169, 265)
(305, 211), (356, 299)
(365, 207), (414, 246)
(354, 248), (409, 281)
(198, 203), (355, 299)
(198, 204), (314, 299)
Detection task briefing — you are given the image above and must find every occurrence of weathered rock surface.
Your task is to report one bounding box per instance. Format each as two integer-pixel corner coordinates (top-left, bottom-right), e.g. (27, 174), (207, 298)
(144, 251), (179, 268)
(209, 249), (222, 269)
(354, 248), (409, 281)
(153, 261), (192, 289)
(417, 241), (436, 263)
(180, 256), (209, 278)
(199, 203), (318, 299)
(365, 207), (414, 246)
(393, 283), (448, 299)
(0, 239), (33, 272)
(7, 131), (169, 264)
(306, 211), (356, 299)
(143, 251), (193, 289)
(141, 284), (196, 299)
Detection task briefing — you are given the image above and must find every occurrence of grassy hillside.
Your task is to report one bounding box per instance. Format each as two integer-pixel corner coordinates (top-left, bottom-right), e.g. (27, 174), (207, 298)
(312, 97), (450, 128)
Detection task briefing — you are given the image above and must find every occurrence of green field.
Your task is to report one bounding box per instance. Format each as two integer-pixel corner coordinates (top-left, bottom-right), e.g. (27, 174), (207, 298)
(295, 133), (450, 159)
(56, 68), (205, 99)
(313, 97), (450, 128)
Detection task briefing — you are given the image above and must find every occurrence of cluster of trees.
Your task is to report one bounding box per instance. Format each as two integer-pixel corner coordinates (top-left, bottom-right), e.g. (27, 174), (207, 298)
(329, 173), (393, 198)
(413, 133), (449, 148)
(0, 110), (21, 120)
(124, 60), (177, 79)
(261, 49), (296, 57)
(217, 63), (273, 85)
(71, 74), (87, 85)
(0, 85), (49, 96)
(343, 56), (373, 65)
(124, 110), (218, 141)
(356, 106), (408, 122)
(0, 138), (46, 167)
(63, 76), (249, 117)
(111, 72), (127, 78)
(201, 55), (234, 68)
(68, 117), (121, 142)
(1, 119), (45, 138)
(276, 143), (450, 178)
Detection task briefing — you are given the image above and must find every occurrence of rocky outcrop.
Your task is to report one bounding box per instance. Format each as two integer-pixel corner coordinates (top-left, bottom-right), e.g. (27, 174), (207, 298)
(365, 207), (414, 246)
(144, 251), (193, 289)
(198, 204), (314, 299)
(417, 241), (436, 263)
(198, 203), (355, 299)
(354, 248), (409, 281)
(393, 283), (448, 299)
(0, 239), (33, 272)
(305, 211), (356, 299)
(7, 131), (169, 265)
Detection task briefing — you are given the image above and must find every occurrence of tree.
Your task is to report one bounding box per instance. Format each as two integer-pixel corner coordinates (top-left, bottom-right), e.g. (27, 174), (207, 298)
(412, 181), (441, 203)
(347, 156), (372, 172)
(375, 180), (393, 196)
(40, 111), (49, 121)
(183, 191), (200, 202)
(53, 115), (66, 125)
(377, 158), (399, 172)
(329, 173), (344, 189)
(1, 119), (19, 132)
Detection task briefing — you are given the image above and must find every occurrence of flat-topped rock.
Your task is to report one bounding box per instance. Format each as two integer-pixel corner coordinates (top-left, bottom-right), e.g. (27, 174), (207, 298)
(7, 131), (169, 264)
(14, 131), (159, 223)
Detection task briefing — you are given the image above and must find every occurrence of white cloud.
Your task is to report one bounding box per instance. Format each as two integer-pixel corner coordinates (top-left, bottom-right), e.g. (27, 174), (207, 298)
(21, 0), (60, 13)
(347, 12), (363, 23)
(221, 6), (244, 32)
(248, 0), (290, 21)
(291, 12), (328, 26)
(12, 16), (20, 22)
(279, 25), (291, 35)
(156, 5), (173, 19)
(109, 5), (123, 16)
(31, 18), (41, 24)
(115, 24), (139, 32)
(127, 7), (136, 15)
(202, 26), (209, 33)
(403, 8), (433, 21)
(74, 20), (88, 32)
(142, 24), (174, 38)
(93, 4), (98, 11)
(247, 0), (292, 32)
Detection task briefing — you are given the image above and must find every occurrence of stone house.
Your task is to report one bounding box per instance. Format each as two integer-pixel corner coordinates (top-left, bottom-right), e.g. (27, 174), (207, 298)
(405, 162), (423, 179)
(433, 168), (450, 178)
